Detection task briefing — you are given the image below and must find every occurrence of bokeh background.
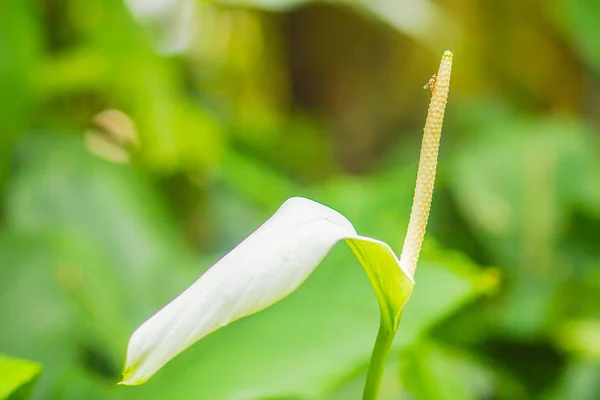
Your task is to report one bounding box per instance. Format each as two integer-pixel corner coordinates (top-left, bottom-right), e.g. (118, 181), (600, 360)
(1, 0), (599, 399)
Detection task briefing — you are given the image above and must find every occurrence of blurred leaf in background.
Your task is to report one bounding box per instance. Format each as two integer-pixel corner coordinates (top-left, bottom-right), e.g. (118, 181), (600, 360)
(0, 354), (42, 400)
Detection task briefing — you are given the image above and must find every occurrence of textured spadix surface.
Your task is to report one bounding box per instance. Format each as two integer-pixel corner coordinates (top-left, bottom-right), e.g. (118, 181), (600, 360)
(121, 197), (414, 385)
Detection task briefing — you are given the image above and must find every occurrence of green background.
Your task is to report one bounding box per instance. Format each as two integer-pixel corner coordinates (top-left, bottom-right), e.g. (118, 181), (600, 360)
(0, 0), (599, 399)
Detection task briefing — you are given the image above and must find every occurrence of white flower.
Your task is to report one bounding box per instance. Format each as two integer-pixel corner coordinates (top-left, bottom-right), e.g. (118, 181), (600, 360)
(120, 197), (414, 385)
(120, 51), (453, 399)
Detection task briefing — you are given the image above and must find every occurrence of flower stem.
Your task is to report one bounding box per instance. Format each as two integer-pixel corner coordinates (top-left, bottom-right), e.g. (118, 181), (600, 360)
(361, 50), (453, 400)
(362, 322), (396, 400)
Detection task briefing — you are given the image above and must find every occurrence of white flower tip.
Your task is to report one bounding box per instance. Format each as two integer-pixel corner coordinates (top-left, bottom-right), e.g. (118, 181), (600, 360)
(119, 356), (146, 386)
(120, 321), (172, 385)
(121, 335), (157, 385)
(119, 369), (147, 386)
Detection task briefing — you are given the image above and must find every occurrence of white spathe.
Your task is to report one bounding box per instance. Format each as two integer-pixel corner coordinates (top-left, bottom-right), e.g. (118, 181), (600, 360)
(121, 197), (413, 385)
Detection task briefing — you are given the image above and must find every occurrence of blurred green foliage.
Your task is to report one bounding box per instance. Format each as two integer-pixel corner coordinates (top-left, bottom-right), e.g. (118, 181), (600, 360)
(0, 354), (41, 400)
(0, 0), (599, 399)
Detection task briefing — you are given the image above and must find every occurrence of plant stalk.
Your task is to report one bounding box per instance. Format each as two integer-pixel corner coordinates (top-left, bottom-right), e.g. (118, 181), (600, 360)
(361, 50), (453, 399)
(362, 322), (396, 400)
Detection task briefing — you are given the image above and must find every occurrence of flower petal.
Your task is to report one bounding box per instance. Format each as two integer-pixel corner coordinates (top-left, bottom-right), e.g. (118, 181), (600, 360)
(121, 197), (413, 385)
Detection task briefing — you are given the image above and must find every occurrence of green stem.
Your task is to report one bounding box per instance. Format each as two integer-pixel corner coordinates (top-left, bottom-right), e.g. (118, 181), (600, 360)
(362, 322), (396, 400)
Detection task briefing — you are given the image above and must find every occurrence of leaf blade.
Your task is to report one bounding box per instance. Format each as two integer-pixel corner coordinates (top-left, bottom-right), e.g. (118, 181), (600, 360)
(0, 354), (42, 400)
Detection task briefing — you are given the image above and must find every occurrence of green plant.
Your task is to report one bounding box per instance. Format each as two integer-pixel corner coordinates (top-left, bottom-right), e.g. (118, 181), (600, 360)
(0, 354), (41, 400)
(120, 51), (453, 399)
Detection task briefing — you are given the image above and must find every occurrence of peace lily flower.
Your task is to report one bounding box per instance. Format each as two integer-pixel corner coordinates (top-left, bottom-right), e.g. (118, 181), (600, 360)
(121, 196), (414, 385)
(121, 51), (453, 398)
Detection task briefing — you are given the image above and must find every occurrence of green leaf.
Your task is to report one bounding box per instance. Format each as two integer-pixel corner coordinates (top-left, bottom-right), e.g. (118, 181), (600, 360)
(543, 359), (600, 400)
(0, 354), (42, 400)
(0, 1), (41, 183)
(550, 0), (600, 72)
(449, 116), (599, 270)
(447, 115), (600, 337)
(0, 133), (197, 399)
(556, 320), (600, 359)
(400, 339), (529, 400)
(6, 133), (193, 315)
(400, 341), (489, 400)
